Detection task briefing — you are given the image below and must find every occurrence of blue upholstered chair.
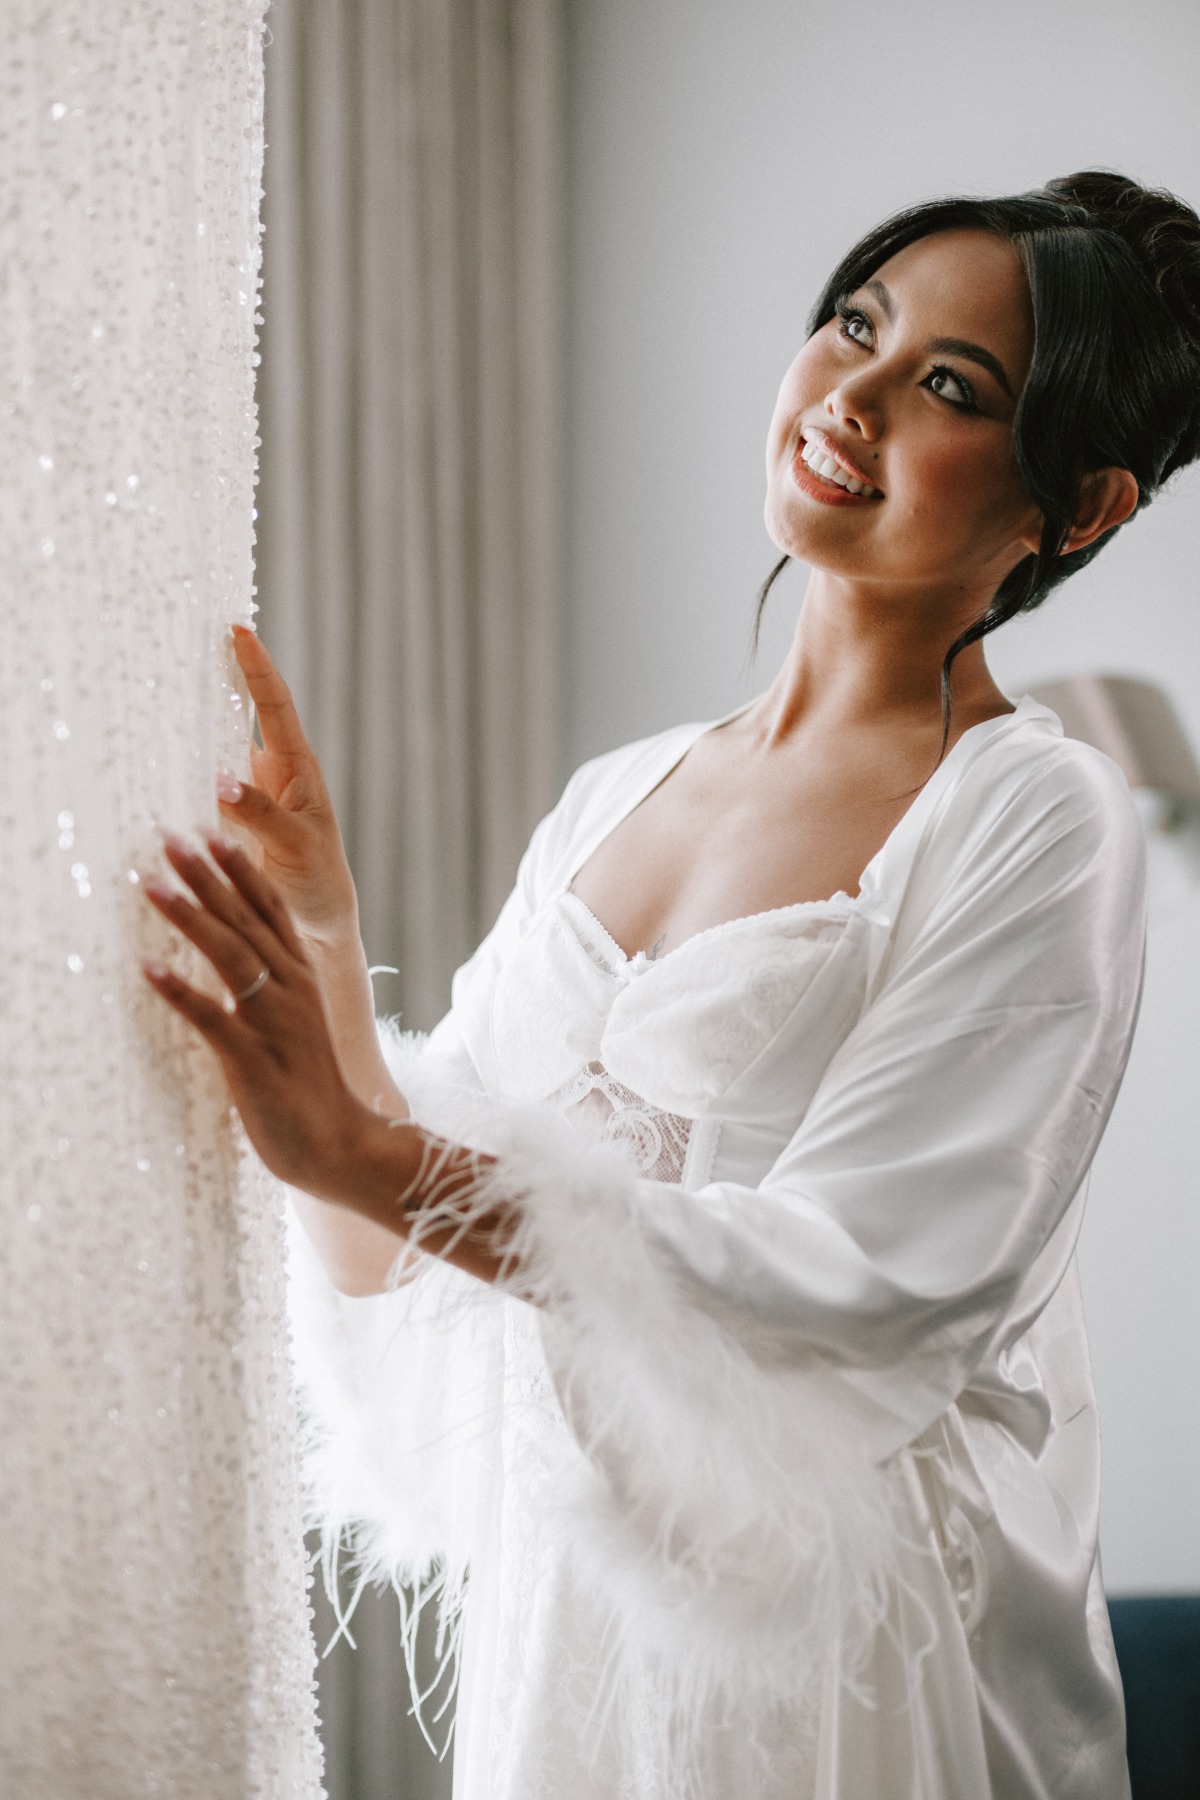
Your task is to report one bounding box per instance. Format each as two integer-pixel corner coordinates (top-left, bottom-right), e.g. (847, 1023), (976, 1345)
(1108, 1596), (1200, 1799)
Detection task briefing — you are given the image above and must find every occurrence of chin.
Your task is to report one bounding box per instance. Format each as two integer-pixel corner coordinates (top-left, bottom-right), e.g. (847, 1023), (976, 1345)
(764, 501), (849, 571)
(763, 494), (805, 562)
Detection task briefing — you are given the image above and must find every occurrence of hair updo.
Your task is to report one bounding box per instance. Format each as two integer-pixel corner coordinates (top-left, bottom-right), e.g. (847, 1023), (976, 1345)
(759, 170), (1200, 710)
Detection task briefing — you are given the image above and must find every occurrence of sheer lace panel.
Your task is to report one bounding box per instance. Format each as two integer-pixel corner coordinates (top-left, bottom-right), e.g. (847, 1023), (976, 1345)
(551, 1060), (693, 1184)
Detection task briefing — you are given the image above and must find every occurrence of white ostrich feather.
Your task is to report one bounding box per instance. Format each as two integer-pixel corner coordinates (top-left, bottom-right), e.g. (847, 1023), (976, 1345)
(288, 1023), (924, 1779)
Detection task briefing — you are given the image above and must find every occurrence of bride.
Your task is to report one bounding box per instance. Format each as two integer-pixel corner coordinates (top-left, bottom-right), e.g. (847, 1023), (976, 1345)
(142, 172), (1200, 1797)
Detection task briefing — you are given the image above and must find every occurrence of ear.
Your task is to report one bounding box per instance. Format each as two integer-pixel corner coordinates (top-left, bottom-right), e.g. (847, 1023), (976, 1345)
(1014, 467), (1141, 561)
(1061, 467), (1140, 555)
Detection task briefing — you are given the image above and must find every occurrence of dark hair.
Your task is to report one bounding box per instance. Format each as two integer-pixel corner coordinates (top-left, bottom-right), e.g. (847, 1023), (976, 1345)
(757, 171), (1200, 736)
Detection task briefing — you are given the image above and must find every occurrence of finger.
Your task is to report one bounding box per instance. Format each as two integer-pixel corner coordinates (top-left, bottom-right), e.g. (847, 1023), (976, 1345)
(201, 831), (308, 959)
(231, 626), (315, 763)
(216, 773), (316, 850)
(143, 872), (278, 1000)
(159, 832), (296, 972)
(142, 958), (244, 1051)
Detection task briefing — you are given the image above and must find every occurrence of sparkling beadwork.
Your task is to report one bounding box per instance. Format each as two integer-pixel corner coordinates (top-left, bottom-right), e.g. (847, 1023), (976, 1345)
(0, 3), (322, 1790)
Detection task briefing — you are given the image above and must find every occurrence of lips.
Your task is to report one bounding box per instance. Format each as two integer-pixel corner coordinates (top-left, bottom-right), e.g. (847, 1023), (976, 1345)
(796, 427), (883, 498)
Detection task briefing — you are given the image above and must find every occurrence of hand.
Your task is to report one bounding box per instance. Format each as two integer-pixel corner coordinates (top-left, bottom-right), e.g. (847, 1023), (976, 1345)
(142, 829), (379, 1198)
(220, 627), (358, 949)
(141, 829), (513, 1284)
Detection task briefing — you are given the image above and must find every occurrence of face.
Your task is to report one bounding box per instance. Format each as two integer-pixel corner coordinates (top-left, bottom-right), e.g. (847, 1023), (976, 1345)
(764, 229), (1041, 606)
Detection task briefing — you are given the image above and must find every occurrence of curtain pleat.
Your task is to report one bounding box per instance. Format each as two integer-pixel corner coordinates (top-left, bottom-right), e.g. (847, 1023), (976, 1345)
(254, 1), (562, 1793)
(257, 0), (561, 1030)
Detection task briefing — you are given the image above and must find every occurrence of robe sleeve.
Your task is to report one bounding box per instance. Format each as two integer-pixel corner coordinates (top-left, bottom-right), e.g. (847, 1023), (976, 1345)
(440, 737), (1146, 1688)
(285, 760), (603, 1644)
(633, 742), (1148, 1457)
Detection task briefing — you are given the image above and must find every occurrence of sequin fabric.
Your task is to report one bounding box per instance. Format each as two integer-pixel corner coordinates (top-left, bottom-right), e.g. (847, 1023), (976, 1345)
(0, 5), (322, 1793)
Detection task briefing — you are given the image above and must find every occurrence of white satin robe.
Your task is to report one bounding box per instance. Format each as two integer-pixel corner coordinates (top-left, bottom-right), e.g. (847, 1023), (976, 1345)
(290, 695), (1145, 1800)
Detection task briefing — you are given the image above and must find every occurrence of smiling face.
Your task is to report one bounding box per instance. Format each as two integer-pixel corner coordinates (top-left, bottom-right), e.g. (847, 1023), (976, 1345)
(765, 229), (1042, 610)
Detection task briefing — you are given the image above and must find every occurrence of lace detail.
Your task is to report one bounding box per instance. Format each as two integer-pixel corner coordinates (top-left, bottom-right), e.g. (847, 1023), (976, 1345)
(550, 1059), (693, 1183)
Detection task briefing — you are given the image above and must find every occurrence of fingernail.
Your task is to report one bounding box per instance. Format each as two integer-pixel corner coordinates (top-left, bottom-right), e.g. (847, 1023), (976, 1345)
(143, 959), (168, 980)
(232, 624), (254, 639)
(205, 829), (236, 855)
(162, 829), (192, 857)
(142, 875), (171, 900)
(216, 773), (243, 803)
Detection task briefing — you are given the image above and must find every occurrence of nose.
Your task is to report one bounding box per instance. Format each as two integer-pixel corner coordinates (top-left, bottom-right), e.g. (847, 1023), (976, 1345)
(824, 368), (884, 443)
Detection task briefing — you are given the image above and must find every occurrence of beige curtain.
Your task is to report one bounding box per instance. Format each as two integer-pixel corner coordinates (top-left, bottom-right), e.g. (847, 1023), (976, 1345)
(257, 0), (562, 1029)
(255, 1), (563, 1793)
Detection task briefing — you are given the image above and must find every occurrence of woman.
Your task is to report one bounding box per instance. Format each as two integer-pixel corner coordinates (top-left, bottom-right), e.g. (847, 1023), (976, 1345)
(143, 172), (1200, 1798)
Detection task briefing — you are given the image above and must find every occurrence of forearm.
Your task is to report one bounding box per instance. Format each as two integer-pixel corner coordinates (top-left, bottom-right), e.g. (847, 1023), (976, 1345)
(304, 920), (409, 1118)
(286, 927), (424, 1296)
(307, 1112), (509, 1289)
(352, 1117), (509, 1285)
(288, 1107), (509, 1294)
(288, 1189), (413, 1296)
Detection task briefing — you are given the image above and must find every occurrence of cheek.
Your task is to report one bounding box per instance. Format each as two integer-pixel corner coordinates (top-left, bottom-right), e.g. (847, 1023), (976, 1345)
(765, 388), (797, 469)
(766, 345), (823, 461)
(899, 433), (1025, 532)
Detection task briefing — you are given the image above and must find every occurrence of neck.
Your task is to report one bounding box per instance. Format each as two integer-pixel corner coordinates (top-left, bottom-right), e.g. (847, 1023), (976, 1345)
(755, 565), (1011, 746)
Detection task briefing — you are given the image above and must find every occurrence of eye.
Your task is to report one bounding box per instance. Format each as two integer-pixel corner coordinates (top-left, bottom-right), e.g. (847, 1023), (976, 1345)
(835, 303), (874, 348)
(924, 366), (979, 413)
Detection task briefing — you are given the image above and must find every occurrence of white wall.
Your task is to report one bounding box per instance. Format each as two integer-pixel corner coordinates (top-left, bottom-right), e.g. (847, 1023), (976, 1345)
(564, 0), (1200, 1591)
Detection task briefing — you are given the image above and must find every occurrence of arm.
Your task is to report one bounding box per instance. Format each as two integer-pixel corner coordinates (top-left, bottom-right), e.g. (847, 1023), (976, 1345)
(281, 916), (415, 1295)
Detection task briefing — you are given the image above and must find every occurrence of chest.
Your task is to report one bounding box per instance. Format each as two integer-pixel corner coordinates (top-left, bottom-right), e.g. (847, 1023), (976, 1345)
(482, 888), (874, 1142)
(570, 732), (920, 961)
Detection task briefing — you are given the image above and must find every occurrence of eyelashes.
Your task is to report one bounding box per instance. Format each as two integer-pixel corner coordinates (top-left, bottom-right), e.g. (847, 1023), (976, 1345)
(835, 301), (874, 349)
(833, 301), (981, 414)
(924, 365), (980, 412)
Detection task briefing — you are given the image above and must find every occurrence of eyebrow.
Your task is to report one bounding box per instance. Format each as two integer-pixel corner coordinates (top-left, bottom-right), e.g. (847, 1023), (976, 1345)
(861, 278), (1016, 398)
(928, 337), (1015, 399)
(864, 278), (894, 320)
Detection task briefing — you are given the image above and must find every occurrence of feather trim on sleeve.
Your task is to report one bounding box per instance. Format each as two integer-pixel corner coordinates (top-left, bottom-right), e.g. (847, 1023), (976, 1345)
(285, 1021), (506, 1737)
(403, 1099), (913, 1755)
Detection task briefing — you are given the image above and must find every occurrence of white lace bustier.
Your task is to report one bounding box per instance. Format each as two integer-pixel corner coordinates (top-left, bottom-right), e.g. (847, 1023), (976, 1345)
(488, 888), (870, 1185)
(548, 1059), (695, 1182)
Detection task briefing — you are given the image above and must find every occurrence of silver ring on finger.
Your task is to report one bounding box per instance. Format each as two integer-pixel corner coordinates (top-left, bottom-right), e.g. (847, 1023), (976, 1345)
(233, 966), (270, 1004)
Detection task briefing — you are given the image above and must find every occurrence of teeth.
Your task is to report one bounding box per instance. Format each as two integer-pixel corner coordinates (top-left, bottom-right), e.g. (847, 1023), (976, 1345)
(800, 435), (880, 498)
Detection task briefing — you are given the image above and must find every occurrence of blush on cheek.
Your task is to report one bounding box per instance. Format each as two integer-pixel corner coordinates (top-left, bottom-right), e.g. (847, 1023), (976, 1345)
(906, 445), (1003, 522)
(899, 447), (1033, 563)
